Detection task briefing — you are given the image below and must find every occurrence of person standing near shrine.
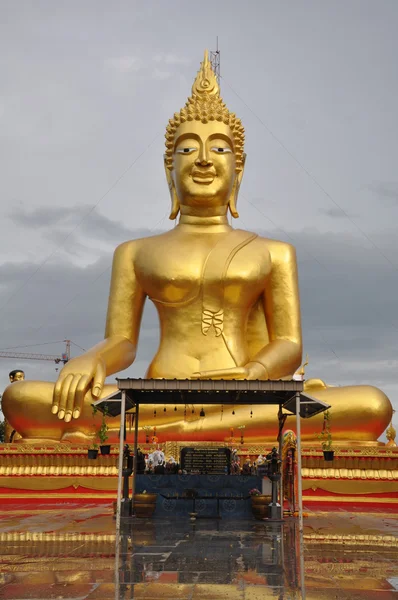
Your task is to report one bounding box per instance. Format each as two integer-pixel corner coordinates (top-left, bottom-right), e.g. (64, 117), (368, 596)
(4, 370), (25, 443)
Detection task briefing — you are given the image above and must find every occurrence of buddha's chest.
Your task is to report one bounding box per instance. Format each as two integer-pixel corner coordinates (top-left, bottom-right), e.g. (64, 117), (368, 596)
(135, 234), (271, 306)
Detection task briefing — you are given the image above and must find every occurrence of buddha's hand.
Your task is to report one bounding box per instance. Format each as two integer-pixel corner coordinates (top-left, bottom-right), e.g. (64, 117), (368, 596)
(52, 354), (106, 422)
(193, 362), (269, 380)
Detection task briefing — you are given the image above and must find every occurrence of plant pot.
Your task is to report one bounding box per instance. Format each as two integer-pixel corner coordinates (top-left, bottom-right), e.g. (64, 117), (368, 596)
(100, 444), (111, 455)
(88, 449), (98, 460)
(133, 493), (157, 518)
(251, 494), (272, 520)
(323, 450), (334, 462)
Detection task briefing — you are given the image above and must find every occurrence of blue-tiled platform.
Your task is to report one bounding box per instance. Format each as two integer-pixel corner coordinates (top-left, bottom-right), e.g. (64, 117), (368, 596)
(135, 474), (262, 517)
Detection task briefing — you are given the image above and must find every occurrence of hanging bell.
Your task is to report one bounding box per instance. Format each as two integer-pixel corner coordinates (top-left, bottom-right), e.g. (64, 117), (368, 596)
(200, 408), (205, 417)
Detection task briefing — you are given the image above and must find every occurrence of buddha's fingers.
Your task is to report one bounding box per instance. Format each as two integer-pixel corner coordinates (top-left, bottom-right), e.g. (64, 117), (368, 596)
(52, 378), (64, 414)
(73, 376), (90, 419)
(193, 367), (248, 380)
(57, 374), (74, 420)
(64, 374), (81, 422)
(91, 360), (106, 398)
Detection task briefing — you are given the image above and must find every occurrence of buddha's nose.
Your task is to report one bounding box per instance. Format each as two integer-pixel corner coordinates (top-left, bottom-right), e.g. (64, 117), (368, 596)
(196, 148), (212, 166)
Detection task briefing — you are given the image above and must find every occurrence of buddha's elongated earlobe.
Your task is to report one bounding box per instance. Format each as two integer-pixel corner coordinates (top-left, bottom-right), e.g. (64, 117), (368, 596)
(169, 185), (180, 220)
(229, 180), (240, 219)
(164, 156), (180, 220)
(228, 153), (246, 219)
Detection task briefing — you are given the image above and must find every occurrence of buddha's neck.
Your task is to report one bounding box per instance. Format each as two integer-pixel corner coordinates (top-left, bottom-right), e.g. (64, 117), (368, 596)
(178, 205), (232, 233)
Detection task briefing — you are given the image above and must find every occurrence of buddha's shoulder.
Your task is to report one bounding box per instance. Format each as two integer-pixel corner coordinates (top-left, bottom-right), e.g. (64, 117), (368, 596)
(251, 233), (297, 263)
(112, 232), (171, 257)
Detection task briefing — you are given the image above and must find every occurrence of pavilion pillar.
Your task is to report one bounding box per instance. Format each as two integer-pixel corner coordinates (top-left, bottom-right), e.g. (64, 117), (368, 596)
(116, 389), (127, 535)
(131, 402), (139, 515)
(295, 391), (304, 534)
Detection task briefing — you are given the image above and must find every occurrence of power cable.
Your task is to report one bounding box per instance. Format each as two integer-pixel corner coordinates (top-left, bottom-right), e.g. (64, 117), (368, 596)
(240, 198), (343, 364)
(315, 330), (341, 361)
(243, 197), (332, 274)
(221, 76), (398, 273)
(70, 341), (87, 353)
(237, 199), (341, 363)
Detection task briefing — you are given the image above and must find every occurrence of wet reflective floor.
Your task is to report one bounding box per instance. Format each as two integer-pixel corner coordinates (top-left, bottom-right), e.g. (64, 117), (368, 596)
(0, 504), (397, 599)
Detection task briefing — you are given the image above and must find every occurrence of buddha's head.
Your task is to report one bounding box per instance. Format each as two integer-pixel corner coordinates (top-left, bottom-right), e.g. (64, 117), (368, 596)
(9, 369), (25, 383)
(165, 51), (245, 219)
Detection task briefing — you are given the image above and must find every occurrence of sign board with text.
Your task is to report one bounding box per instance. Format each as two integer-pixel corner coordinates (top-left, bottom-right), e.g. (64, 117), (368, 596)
(180, 447), (231, 474)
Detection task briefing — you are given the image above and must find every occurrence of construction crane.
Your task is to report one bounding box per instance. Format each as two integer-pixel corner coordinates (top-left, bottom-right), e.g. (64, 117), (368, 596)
(0, 340), (70, 365)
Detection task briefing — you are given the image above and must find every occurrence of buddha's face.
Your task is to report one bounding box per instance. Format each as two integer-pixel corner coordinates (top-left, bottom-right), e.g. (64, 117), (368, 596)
(10, 371), (24, 383)
(170, 121), (238, 209)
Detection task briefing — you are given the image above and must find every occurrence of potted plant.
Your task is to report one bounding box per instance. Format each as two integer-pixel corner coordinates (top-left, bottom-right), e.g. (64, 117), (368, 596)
(249, 488), (271, 520)
(88, 443), (98, 460)
(88, 404), (111, 458)
(98, 404), (110, 455)
(317, 410), (334, 461)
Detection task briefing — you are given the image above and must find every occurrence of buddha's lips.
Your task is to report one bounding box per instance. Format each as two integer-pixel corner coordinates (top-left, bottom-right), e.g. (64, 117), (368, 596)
(191, 170), (216, 183)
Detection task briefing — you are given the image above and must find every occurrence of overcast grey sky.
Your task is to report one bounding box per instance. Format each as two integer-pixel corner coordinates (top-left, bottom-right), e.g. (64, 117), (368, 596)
(0, 1), (397, 426)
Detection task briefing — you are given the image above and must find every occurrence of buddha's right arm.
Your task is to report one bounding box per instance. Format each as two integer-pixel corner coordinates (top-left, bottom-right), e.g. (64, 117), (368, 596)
(102, 240), (146, 371)
(52, 241), (146, 420)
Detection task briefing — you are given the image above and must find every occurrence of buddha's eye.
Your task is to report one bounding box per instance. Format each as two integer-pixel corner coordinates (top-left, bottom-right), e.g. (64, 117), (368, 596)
(210, 147), (232, 154)
(176, 147), (197, 154)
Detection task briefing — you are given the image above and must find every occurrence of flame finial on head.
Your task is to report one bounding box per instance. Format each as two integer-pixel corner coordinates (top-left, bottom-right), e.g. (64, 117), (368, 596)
(165, 50), (245, 172)
(191, 50), (219, 98)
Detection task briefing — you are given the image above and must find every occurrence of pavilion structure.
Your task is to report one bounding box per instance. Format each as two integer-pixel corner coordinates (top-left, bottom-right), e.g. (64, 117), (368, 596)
(92, 377), (331, 533)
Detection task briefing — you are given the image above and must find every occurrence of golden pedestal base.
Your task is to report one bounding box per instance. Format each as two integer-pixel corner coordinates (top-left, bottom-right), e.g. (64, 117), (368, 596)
(0, 442), (397, 507)
(300, 445), (398, 508)
(0, 444), (119, 501)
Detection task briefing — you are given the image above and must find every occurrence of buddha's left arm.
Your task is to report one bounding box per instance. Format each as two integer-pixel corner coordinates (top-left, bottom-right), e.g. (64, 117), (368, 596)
(250, 241), (302, 379)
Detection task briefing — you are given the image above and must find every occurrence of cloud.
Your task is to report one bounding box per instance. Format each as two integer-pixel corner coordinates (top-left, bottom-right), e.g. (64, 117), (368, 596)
(152, 69), (172, 81)
(8, 205), (90, 228)
(103, 52), (190, 82)
(153, 53), (191, 66)
(365, 182), (398, 203)
(104, 56), (142, 73)
(319, 207), (358, 219)
(7, 205), (151, 248)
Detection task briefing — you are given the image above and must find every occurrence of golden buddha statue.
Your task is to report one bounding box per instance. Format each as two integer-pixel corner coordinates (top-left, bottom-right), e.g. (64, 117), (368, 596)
(2, 52), (392, 445)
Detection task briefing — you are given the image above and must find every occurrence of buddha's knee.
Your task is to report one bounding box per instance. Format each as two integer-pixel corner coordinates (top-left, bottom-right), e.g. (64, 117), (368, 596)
(2, 380), (54, 431)
(334, 385), (392, 439)
(2, 381), (26, 422)
(307, 384), (392, 440)
(359, 386), (392, 425)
